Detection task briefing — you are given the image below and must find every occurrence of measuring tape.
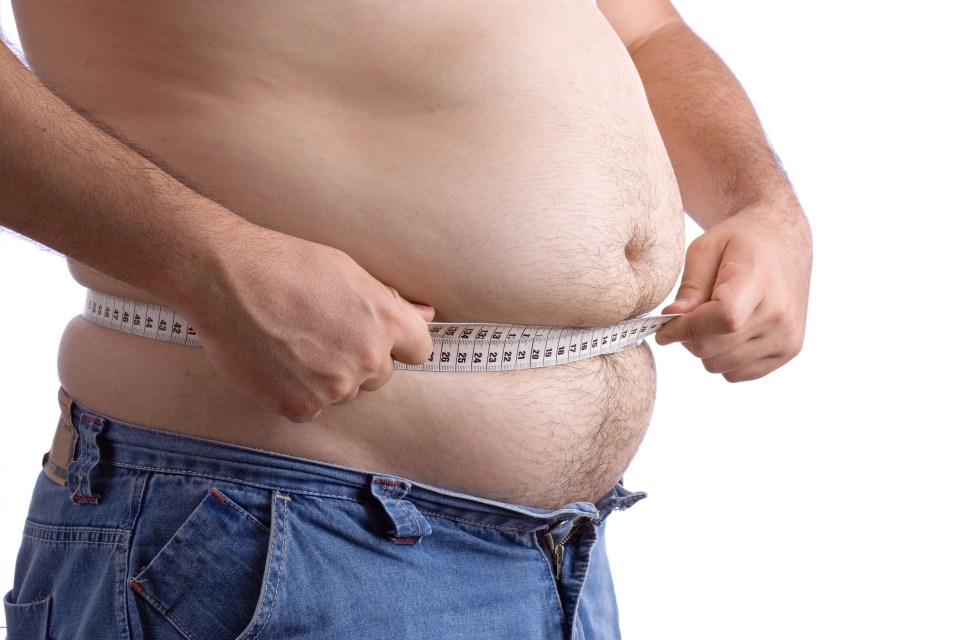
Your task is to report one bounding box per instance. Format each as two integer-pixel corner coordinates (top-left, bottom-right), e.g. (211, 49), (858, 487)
(83, 289), (677, 372)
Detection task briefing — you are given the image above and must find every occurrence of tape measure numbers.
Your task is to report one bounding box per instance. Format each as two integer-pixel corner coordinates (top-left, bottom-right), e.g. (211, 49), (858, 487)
(84, 290), (202, 347)
(83, 289), (677, 372)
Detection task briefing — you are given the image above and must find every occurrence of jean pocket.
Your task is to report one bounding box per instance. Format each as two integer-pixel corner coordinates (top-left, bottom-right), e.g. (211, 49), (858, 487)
(130, 487), (287, 640)
(3, 592), (51, 640)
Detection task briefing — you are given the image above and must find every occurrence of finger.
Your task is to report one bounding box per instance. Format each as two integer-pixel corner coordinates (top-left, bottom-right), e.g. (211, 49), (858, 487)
(699, 334), (772, 375)
(275, 393), (325, 423)
(380, 285), (435, 365)
(359, 359), (396, 392)
(330, 388), (361, 405)
(721, 355), (790, 383)
(659, 255), (766, 346)
(389, 310), (435, 366)
(657, 241), (722, 345)
(681, 329), (752, 361)
(661, 236), (724, 317)
(656, 301), (732, 345)
(658, 296), (760, 346)
(410, 302), (436, 323)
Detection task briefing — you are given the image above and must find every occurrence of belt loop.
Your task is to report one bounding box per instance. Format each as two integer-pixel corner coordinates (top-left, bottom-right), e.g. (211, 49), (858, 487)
(369, 476), (432, 545)
(67, 411), (106, 505)
(597, 482), (647, 519)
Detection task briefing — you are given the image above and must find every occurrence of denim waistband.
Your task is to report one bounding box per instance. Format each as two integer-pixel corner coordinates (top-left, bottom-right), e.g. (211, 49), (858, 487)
(51, 389), (646, 534)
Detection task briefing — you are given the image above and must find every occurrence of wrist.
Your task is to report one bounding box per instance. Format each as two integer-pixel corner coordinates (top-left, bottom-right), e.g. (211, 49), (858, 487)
(695, 179), (799, 228)
(723, 193), (812, 254)
(146, 187), (255, 319)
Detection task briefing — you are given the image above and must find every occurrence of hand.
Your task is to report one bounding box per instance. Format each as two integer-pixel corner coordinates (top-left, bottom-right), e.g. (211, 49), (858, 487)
(180, 224), (435, 422)
(655, 199), (812, 381)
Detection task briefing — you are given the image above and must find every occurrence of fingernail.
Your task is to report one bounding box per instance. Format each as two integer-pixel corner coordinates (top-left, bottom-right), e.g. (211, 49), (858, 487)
(412, 303), (433, 313)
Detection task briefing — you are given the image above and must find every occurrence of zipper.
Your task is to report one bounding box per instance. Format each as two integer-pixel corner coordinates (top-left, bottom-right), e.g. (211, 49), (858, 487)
(543, 522), (582, 582)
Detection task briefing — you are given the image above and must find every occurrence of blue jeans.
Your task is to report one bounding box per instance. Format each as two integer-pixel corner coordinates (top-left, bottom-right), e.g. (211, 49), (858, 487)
(4, 390), (645, 639)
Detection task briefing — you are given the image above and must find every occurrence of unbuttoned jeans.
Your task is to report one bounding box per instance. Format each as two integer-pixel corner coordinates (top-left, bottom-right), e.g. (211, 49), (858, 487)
(3, 391), (645, 639)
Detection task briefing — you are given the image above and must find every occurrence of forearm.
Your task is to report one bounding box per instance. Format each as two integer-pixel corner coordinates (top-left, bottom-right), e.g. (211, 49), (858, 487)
(629, 21), (797, 228)
(0, 42), (246, 306)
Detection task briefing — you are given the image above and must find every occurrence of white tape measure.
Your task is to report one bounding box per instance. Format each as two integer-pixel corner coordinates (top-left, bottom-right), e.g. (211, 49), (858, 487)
(83, 289), (677, 372)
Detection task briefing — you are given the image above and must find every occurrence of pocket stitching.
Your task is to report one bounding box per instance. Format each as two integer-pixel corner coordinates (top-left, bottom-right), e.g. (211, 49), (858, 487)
(242, 492), (290, 640)
(129, 579), (201, 640)
(207, 488), (270, 534)
(131, 487), (280, 640)
(3, 592), (53, 640)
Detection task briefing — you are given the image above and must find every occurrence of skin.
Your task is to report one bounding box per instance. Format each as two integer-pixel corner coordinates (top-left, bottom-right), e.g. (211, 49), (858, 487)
(0, 0), (811, 508)
(600, 2), (812, 379)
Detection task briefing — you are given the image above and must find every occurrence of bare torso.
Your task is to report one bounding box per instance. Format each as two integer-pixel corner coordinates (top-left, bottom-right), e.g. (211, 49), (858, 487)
(13, 0), (684, 508)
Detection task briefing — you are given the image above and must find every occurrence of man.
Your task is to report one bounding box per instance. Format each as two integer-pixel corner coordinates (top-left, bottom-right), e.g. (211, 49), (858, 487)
(0, 1), (811, 638)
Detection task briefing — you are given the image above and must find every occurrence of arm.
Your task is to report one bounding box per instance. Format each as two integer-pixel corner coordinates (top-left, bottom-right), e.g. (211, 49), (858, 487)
(0, 38), (434, 419)
(599, 0), (813, 381)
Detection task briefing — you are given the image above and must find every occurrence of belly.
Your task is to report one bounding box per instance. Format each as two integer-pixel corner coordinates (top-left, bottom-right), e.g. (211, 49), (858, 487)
(17, 0), (684, 508)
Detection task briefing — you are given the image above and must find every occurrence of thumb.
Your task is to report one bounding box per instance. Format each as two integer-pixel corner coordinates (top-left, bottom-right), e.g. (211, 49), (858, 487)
(656, 237), (725, 347)
(661, 291), (704, 315)
(385, 284), (435, 323)
(662, 241), (721, 315)
(409, 302), (435, 323)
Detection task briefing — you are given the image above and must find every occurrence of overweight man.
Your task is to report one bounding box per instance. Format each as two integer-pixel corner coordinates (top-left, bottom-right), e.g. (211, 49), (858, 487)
(0, 1), (812, 638)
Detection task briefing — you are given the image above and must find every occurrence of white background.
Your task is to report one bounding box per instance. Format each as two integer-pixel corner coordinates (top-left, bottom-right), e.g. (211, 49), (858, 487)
(2, 2), (958, 638)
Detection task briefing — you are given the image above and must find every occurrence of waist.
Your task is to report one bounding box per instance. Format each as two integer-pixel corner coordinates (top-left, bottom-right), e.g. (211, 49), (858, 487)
(59, 298), (659, 509)
(50, 387), (646, 525)
(81, 289), (675, 372)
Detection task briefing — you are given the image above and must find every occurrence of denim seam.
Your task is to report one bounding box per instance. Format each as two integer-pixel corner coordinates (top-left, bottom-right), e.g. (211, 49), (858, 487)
(210, 489), (271, 534)
(24, 522), (131, 535)
(124, 470), (149, 640)
(114, 540), (132, 640)
(21, 536), (129, 547)
(396, 501), (422, 538)
(131, 584), (200, 640)
(565, 528), (597, 635)
(246, 492), (290, 640)
(124, 468), (146, 530)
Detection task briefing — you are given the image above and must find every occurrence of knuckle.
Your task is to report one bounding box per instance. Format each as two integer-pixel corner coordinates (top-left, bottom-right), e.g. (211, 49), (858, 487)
(685, 340), (710, 359)
(382, 360), (397, 380)
(280, 399), (321, 423)
(677, 282), (708, 298)
(702, 358), (725, 375)
(356, 347), (384, 374)
(383, 286), (404, 309)
(767, 306), (789, 326)
(290, 409), (319, 423)
(360, 376), (387, 392)
(791, 343), (803, 360)
(722, 371), (746, 383)
(365, 366), (395, 392)
(686, 234), (712, 258)
(716, 306), (744, 334)
(326, 376), (356, 402)
(776, 325), (805, 361)
(785, 339), (803, 361)
(380, 295), (406, 328)
(788, 325), (806, 350)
